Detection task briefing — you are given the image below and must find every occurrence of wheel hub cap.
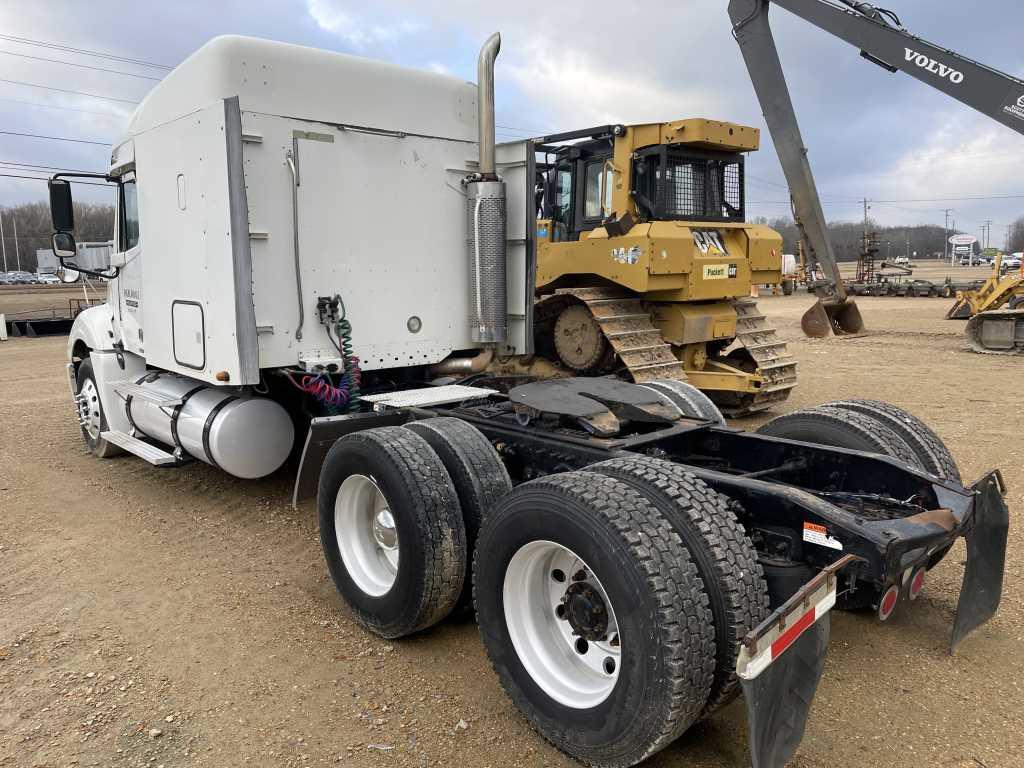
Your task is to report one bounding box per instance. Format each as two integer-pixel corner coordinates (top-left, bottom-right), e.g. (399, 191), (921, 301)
(372, 509), (398, 550)
(564, 582), (609, 640)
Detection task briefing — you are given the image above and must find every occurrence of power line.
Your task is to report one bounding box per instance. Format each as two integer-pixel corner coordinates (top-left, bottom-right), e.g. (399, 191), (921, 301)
(0, 77), (140, 105)
(0, 129), (111, 146)
(0, 171), (109, 187)
(0, 160), (101, 174)
(0, 49), (161, 81)
(0, 96), (125, 118)
(0, 33), (172, 70)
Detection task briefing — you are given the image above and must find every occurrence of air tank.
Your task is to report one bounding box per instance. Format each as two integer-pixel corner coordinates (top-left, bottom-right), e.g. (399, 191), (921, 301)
(124, 373), (294, 479)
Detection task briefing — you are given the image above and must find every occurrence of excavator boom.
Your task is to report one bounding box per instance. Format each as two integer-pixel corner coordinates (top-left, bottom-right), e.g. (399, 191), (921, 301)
(729, 0), (1024, 338)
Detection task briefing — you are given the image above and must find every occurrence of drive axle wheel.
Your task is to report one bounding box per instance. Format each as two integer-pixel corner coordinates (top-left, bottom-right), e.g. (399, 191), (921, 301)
(474, 472), (714, 767)
(318, 427), (466, 639)
(590, 457), (769, 715)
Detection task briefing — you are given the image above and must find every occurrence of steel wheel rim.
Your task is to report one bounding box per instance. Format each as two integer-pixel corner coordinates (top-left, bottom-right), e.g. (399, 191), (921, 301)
(79, 378), (102, 439)
(335, 474), (399, 597)
(503, 541), (620, 709)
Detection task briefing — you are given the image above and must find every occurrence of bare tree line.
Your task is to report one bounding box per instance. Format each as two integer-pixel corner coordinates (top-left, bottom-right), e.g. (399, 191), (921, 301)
(751, 216), (975, 262)
(1, 201), (115, 273)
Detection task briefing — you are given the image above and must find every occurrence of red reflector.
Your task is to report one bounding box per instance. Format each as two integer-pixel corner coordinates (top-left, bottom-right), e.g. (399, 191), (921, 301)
(770, 605), (817, 660)
(878, 585), (899, 621)
(909, 568), (926, 601)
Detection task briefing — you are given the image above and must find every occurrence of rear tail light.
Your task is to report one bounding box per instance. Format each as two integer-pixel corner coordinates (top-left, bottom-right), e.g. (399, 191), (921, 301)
(877, 584), (899, 621)
(908, 567), (926, 601)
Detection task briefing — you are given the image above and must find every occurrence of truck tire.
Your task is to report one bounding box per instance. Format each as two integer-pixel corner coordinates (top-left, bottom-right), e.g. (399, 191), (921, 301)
(317, 427), (466, 639)
(642, 379), (726, 426)
(75, 358), (122, 458)
(757, 405), (923, 470)
(782, 279), (795, 296)
(590, 457), (769, 715)
(821, 400), (960, 483)
(474, 471), (715, 767)
(404, 417), (512, 608)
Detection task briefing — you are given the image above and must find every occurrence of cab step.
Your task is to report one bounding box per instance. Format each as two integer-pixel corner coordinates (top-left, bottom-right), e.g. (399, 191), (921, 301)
(100, 431), (180, 466)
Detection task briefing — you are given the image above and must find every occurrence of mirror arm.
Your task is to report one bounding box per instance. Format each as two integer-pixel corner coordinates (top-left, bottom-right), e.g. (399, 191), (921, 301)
(58, 256), (119, 281)
(51, 171), (114, 183)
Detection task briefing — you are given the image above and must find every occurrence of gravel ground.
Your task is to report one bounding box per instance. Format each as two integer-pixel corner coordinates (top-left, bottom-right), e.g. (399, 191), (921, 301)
(1, 293), (1021, 768)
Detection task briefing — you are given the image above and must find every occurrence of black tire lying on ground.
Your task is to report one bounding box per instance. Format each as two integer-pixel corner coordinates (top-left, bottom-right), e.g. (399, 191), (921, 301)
(590, 457), (769, 716)
(757, 405), (923, 470)
(474, 471), (715, 768)
(642, 379), (726, 426)
(317, 427), (466, 639)
(405, 417), (512, 607)
(821, 399), (960, 483)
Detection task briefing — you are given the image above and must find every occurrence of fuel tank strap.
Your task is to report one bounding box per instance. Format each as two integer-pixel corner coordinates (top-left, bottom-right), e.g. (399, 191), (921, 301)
(169, 385), (207, 453)
(201, 396), (239, 470)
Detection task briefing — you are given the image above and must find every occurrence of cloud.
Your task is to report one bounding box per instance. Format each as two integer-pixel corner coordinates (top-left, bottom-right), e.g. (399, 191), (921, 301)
(305, 0), (421, 48)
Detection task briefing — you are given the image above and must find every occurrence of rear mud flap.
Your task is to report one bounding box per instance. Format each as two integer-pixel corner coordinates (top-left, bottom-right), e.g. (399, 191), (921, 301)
(951, 470), (1009, 653)
(736, 554), (857, 768)
(741, 616), (829, 768)
(801, 298), (864, 338)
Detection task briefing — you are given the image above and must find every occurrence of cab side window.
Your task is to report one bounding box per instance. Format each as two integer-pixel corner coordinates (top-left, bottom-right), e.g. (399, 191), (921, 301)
(120, 179), (140, 251)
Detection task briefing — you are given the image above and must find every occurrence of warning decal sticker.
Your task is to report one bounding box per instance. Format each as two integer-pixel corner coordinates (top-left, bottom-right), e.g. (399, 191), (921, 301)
(803, 522), (843, 551)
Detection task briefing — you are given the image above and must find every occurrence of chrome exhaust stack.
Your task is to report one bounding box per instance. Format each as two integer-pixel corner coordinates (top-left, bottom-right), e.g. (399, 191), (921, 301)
(466, 32), (507, 345)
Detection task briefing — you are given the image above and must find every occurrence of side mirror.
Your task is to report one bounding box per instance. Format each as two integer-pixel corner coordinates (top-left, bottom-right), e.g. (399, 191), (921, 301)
(49, 179), (75, 232)
(57, 265), (81, 284)
(52, 231), (77, 259)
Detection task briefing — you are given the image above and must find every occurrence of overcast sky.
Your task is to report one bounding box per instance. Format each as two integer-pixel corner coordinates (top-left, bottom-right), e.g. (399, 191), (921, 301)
(1, 0), (1022, 247)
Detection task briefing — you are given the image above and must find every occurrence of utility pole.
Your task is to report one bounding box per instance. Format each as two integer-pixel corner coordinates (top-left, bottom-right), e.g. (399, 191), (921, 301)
(0, 208), (6, 272)
(983, 219), (993, 250)
(943, 208), (953, 264)
(12, 211), (20, 271)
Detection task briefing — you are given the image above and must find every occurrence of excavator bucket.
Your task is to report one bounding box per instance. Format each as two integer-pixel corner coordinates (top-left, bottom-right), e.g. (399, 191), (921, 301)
(801, 298), (864, 338)
(945, 296), (974, 320)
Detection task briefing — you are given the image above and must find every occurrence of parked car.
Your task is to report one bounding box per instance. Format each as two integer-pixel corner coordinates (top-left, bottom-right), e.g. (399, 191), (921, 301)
(36, 273), (60, 284)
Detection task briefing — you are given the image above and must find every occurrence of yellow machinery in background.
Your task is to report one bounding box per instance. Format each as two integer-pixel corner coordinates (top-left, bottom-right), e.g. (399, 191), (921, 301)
(531, 119), (797, 416)
(946, 253), (1024, 319)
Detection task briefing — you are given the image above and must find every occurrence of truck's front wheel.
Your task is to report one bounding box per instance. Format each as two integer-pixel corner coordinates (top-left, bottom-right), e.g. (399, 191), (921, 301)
(75, 358), (121, 458)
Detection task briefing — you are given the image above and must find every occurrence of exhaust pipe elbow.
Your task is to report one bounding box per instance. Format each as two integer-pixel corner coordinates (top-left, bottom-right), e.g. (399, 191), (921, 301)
(429, 347), (494, 376)
(477, 32), (501, 179)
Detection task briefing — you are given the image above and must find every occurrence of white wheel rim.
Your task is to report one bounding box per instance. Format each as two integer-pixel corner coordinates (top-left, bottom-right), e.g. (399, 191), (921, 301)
(79, 378), (102, 439)
(503, 541), (620, 709)
(334, 474), (399, 597)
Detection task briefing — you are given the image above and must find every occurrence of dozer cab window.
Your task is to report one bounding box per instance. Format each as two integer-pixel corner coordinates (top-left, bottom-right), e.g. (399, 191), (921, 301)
(633, 147), (744, 223)
(582, 160), (613, 220)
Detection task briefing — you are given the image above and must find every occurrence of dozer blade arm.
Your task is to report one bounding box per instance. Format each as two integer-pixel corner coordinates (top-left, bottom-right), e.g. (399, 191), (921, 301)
(729, 0), (863, 337)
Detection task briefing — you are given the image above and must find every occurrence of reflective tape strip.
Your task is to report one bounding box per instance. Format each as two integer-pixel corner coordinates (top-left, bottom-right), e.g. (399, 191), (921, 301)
(736, 581), (837, 681)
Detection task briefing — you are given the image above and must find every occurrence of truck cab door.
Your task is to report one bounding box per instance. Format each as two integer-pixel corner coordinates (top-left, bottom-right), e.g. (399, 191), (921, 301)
(112, 173), (144, 355)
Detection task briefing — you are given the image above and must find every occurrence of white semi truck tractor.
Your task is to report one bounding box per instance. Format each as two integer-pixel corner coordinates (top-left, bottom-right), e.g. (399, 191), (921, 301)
(48, 31), (1007, 768)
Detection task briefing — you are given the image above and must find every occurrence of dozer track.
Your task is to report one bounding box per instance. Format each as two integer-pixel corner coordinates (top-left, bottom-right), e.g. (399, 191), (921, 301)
(731, 298), (799, 414)
(965, 309), (1024, 355)
(553, 287), (687, 383)
(540, 289), (797, 415)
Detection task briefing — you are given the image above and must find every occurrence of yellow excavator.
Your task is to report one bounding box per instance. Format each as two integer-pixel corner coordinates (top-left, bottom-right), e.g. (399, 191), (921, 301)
(531, 119), (798, 416)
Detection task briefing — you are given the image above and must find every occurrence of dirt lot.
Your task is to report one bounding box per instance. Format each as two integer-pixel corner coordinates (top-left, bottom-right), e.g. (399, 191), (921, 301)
(2, 293), (1022, 768)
